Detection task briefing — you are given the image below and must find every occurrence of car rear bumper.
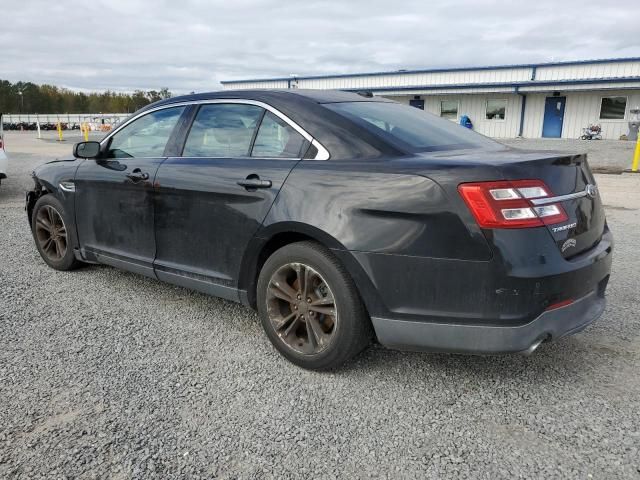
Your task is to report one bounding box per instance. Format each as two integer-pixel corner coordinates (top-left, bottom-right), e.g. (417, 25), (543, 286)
(346, 227), (613, 354)
(372, 286), (606, 354)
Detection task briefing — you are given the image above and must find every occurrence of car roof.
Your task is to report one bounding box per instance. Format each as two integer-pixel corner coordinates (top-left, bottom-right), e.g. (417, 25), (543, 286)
(146, 89), (392, 110)
(279, 89), (393, 103)
(136, 89), (402, 160)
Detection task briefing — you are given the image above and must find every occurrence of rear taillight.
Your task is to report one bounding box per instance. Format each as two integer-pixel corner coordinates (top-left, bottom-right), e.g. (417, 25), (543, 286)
(458, 180), (568, 229)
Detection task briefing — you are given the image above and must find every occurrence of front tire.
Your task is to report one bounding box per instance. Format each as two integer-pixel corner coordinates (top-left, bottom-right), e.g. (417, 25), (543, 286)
(31, 194), (82, 271)
(257, 241), (372, 370)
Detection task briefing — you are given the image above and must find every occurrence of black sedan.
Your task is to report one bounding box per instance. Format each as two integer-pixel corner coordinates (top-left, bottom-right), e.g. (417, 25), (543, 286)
(26, 90), (612, 370)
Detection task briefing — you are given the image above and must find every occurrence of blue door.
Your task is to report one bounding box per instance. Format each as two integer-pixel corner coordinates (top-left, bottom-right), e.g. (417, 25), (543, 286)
(542, 96), (566, 138)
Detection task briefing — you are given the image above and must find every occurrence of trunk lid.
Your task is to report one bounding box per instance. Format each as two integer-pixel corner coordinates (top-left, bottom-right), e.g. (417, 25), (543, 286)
(489, 150), (605, 258)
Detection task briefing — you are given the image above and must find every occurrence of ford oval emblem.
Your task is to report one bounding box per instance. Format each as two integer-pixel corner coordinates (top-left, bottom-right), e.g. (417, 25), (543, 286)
(586, 184), (598, 198)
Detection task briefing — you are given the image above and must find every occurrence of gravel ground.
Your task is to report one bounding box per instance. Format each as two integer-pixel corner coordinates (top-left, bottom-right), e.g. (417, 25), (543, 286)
(1, 133), (639, 479)
(501, 138), (636, 172)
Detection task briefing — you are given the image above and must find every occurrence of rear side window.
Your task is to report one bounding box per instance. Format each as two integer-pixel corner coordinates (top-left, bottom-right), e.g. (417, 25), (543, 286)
(251, 111), (306, 158)
(107, 107), (185, 158)
(326, 101), (499, 152)
(183, 104), (263, 157)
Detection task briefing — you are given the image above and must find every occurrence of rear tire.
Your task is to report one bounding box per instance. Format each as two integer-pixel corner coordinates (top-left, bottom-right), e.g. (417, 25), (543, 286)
(257, 241), (371, 370)
(31, 194), (82, 271)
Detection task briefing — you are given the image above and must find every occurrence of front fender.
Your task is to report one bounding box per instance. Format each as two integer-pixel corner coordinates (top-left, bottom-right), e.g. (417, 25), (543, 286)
(27, 158), (83, 228)
(32, 158), (83, 194)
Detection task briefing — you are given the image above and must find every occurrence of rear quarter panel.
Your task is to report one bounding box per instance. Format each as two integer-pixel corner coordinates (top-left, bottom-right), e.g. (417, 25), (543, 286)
(261, 158), (493, 260)
(258, 157), (498, 319)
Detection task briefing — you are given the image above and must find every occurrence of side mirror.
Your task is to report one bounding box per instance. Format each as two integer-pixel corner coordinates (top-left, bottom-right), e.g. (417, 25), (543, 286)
(73, 141), (101, 159)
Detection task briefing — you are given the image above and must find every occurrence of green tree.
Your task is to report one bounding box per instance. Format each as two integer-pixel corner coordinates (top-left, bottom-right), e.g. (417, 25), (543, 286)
(0, 79), (172, 114)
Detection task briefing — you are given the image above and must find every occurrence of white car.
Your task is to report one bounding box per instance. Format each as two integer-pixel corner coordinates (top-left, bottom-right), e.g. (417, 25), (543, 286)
(0, 121), (7, 186)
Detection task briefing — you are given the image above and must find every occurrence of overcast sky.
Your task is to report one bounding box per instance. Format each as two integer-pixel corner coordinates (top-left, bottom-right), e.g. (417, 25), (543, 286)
(2, 0), (638, 93)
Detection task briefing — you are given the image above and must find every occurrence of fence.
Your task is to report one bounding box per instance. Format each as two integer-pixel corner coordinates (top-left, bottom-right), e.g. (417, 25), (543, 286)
(2, 113), (129, 132)
(2, 113), (128, 123)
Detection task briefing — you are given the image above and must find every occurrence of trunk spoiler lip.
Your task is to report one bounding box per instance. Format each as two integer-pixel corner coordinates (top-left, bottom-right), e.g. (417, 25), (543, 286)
(530, 186), (595, 206)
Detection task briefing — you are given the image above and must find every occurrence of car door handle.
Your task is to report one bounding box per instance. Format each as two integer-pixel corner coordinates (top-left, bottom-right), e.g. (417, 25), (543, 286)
(237, 177), (272, 189)
(126, 169), (150, 182)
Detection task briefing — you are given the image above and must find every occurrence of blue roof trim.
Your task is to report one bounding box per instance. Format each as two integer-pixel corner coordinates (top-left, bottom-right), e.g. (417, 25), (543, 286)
(220, 57), (640, 85)
(339, 76), (640, 93)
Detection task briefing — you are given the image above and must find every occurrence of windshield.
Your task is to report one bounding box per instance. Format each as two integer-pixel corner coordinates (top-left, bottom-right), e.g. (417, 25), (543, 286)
(326, 101), (500, 152)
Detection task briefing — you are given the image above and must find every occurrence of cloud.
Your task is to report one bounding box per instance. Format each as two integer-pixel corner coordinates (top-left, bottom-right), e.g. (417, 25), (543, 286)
(2, 0), (637, 93)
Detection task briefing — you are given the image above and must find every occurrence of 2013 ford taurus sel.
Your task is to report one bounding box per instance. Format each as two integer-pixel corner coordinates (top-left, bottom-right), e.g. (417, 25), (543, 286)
(26, 90), (612, 369)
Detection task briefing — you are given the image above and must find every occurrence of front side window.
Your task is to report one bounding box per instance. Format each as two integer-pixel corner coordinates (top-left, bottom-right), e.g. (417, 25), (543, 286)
(599, 96), (626, 120)
(326, 101), (499, 152)
(183, 104), (263, 157)
(440, 100), (458, 120)
(486, 100), (507, 120)
(108, 107), (185, 158)
(252, 111), (306, 158)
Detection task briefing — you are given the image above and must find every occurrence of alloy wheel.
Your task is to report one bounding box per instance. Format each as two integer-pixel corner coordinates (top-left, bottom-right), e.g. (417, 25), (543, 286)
(35, 205), (68, 261)
(265, 262), (338, 355)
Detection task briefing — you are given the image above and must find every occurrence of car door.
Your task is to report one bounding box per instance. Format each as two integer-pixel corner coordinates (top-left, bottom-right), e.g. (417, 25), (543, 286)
(153, 101), (309, 301)
(74, 106), (186, 277)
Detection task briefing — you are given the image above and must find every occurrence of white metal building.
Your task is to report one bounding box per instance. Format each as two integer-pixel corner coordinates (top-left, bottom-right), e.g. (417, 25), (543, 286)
(221, 58), (640, 140)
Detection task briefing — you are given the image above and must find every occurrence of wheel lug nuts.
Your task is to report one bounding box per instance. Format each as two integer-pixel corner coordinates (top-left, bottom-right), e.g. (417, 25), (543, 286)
(297, 294), (301, 300)
(310, 311), (314, 316)
(307, 298), (311, 303)
(294, 305), (298, 310)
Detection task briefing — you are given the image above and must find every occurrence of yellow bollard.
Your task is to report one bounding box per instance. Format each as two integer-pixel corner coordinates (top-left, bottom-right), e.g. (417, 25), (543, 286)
(57, 122), (64, 142)
(632, 137), (640, 172)
(82, 123), (89, 142)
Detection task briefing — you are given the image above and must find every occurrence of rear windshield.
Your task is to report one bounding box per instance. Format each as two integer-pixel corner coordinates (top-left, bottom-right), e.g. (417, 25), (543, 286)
(326, 101), (500, 152)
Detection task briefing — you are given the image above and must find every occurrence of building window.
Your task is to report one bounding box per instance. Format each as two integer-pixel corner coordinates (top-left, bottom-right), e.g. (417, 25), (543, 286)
(486, 99), (507, 120)
(409, 98), (425, 110)
(599, 96), (627, 120)
(440, 100), (458, 120)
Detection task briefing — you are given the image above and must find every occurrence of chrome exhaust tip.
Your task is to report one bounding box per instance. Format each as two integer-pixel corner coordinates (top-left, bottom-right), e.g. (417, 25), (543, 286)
(520, 337), (546, 356)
